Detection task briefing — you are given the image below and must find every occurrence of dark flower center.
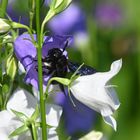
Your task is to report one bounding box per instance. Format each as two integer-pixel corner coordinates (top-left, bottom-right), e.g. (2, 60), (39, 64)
(35, 48), (68, 78)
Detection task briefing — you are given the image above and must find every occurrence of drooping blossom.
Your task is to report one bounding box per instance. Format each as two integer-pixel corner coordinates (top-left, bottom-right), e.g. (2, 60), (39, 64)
(70, 59), (122, 131)
(0, 89), (62, 140)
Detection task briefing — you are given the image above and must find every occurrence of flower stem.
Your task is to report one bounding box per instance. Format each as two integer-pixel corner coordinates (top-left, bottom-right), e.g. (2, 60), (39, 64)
(29, 0), (35, 30)
(35, 0), (47, 140)
(40, 10), (55, 45)
(0, 0), (8, 17)
(30, 123), (38, 140)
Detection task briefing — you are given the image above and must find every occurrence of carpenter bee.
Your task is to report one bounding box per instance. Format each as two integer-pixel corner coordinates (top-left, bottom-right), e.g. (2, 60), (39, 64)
(35, 41), (96, 94)
(38, 41), (96, 79)
(21, 39), (96, 96)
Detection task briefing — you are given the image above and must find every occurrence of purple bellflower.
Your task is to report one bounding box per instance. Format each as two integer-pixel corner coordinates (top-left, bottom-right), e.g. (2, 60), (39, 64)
(14, 34), (96, 136)
(14, 34), (72, 90)
(48, 3), (86, 35)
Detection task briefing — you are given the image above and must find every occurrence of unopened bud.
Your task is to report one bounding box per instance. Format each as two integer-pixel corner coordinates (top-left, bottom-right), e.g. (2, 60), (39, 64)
(0, 18), (11, 33)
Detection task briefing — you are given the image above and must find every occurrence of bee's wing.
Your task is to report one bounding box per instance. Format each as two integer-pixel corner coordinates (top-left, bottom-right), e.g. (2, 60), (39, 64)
(68, 61), (97, 76)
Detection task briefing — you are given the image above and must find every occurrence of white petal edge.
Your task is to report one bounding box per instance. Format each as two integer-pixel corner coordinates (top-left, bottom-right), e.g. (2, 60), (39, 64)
(103, 115), (117, 131)
(110, 59), (122, 76)
(7, 88), (37, 117)
(105, 85), (120, 110)
(79, 130), (103, 140)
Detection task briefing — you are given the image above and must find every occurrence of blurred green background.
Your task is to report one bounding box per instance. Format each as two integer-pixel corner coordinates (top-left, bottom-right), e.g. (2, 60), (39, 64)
(1, 0), (140, 139)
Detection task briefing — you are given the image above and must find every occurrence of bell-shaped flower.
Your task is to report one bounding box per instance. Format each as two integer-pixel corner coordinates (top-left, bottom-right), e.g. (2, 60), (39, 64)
(14, 34), (73, 90)
(70, 59), (122, 131)
(0, 89), (62, 140)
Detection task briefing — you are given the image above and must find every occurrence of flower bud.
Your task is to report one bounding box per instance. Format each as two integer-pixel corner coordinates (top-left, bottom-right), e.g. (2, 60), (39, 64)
(0, 18), (11, 33)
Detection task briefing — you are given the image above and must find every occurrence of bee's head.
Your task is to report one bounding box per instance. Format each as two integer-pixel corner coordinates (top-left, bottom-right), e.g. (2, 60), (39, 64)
(48, 48), (63, 59)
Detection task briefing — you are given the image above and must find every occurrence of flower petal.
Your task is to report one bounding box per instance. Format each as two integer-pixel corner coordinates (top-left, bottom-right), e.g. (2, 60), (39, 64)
(7, 89), (37, 117)
(0, 111), (23, 140)
(24, 63), (39, 89)
(70, 59), (122, 130)
(14, 34), (37, 71)
(42, 35), (73, 57)
(103, 115), (117, 131)
(55, 93), (96, 135)
(0, 110), (13, 127)
(79, 130), (103, 140)
(46, 104), (62, 127)
(105, 85), (120, 110)
(24, 63), (52, 90)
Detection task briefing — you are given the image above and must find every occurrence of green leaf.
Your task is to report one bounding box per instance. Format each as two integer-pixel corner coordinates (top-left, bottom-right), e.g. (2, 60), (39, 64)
(11, 109), (28, 122)
(44, 0), (72, 23)
(51, 77), (71, 86)
(71, 75), (80, 83)
(9, 125), (28, 138)
(50, 0), (63, 9)
(31, 105), (39, 121)
(55, 0), (72, 14)
(6, 56), (17, 80)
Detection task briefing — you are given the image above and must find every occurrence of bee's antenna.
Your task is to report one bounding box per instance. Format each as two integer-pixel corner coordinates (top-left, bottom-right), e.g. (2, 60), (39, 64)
(63, 41), (69, 52)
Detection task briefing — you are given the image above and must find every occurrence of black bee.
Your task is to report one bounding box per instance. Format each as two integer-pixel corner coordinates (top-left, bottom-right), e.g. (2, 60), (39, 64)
(41, 48), (68, 78)
(34, 40), (96, 95)
(37, 41), (96, 79)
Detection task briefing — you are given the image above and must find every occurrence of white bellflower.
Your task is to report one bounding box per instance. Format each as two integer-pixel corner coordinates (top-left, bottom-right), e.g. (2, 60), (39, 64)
(70, 59), (122, 131)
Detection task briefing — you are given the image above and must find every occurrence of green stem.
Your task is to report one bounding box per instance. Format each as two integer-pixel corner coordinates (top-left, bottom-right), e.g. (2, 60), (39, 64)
(31, 123), (38, 140)
(0, 0), (8, 17)
(29, 0), (35, 30)
(35, 0), (47, 140)
(40, 10), (55, 45)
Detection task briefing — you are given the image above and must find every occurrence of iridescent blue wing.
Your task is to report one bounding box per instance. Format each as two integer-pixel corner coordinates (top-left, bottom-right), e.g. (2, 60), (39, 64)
(68, 61), (97, 76)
